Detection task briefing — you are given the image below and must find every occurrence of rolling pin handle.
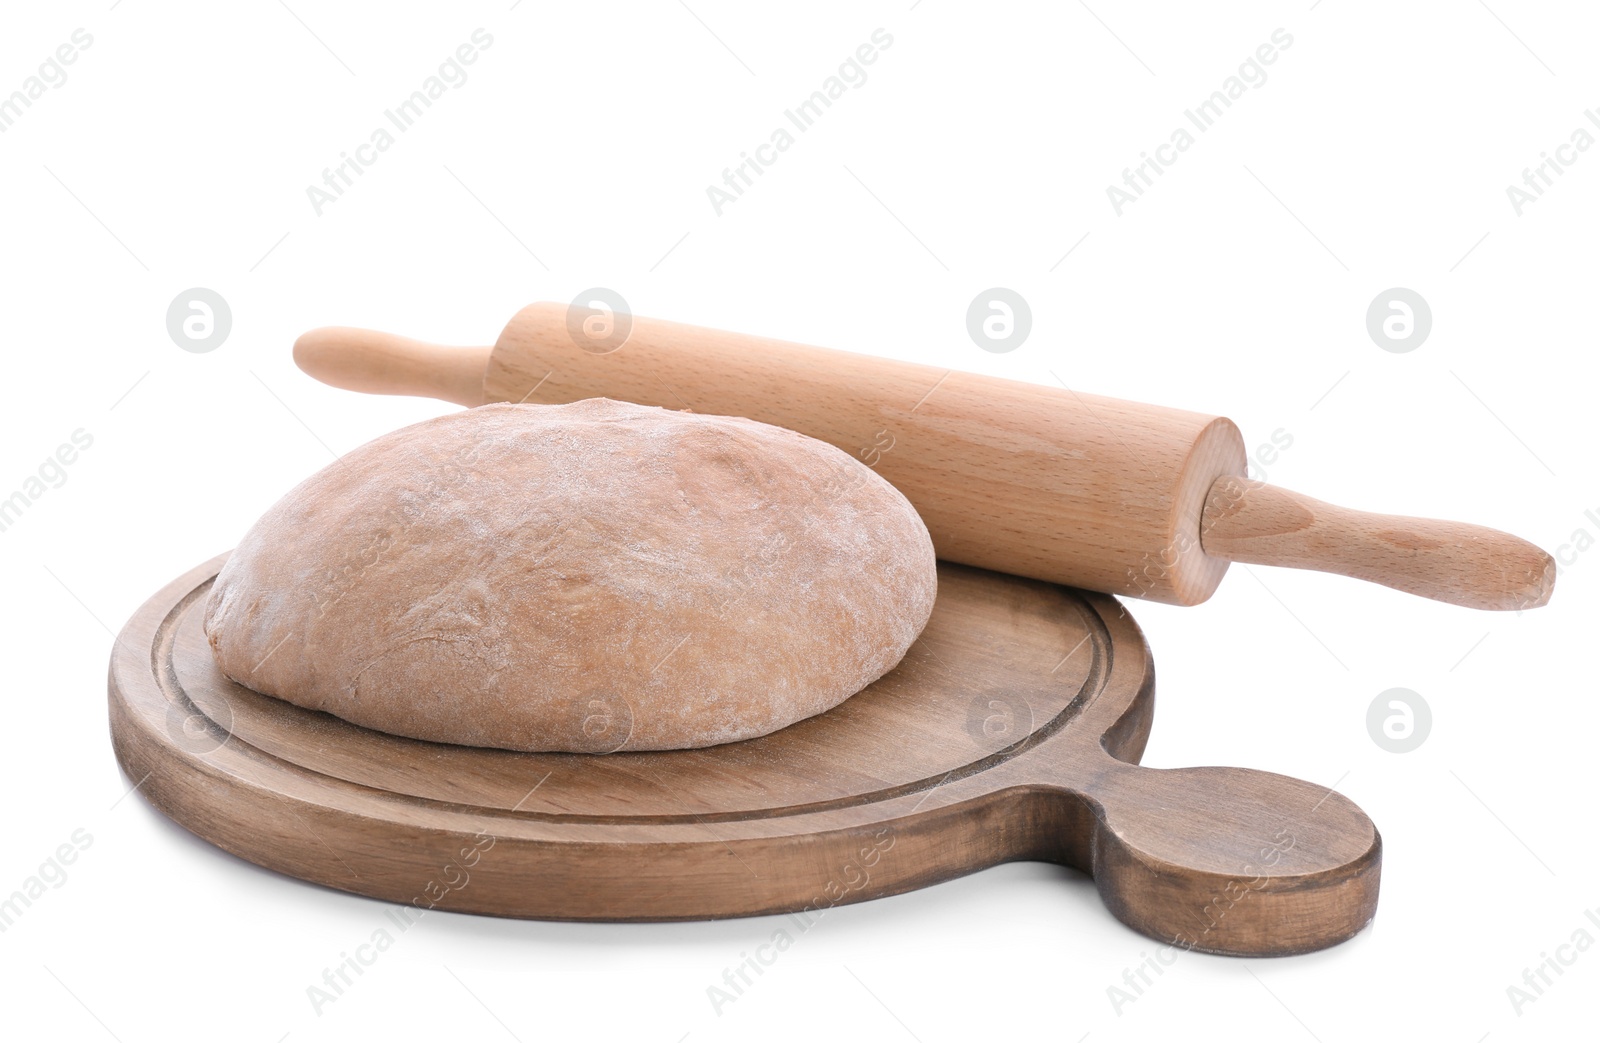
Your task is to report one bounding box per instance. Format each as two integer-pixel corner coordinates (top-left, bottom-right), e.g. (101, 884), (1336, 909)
(1200, 476), (1556, 611)
(292, 327), (492, 408)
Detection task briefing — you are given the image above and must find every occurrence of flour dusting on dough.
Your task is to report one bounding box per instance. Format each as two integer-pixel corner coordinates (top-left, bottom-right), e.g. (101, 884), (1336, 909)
(202, 399), (938, 752)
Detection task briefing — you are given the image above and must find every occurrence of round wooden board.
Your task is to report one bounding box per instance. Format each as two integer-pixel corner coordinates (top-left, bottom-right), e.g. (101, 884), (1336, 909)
(110, 555), (1381, 956)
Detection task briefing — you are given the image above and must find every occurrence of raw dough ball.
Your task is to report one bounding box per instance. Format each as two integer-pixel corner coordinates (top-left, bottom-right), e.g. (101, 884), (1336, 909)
(203, 399), (937, 752)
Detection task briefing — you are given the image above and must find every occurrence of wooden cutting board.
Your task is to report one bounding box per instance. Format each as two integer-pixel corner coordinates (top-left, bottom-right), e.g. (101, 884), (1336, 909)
(109, 554), (1380, 957)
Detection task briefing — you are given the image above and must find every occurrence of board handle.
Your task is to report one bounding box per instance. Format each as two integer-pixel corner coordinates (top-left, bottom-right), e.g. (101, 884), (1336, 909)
(1087, 763), (1381, 956)
(293, 327), (491, 408)
(1200, 476), (1555, 611)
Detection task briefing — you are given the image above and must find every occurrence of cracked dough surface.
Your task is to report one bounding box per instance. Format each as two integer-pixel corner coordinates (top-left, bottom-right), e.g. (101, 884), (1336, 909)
(203, 399), (937, 752)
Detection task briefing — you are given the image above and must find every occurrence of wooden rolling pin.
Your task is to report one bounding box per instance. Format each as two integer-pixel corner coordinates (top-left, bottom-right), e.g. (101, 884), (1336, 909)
(292, 302), (1554, 610)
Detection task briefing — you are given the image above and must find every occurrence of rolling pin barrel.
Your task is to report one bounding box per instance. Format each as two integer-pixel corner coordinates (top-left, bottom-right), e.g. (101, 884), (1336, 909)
(293, 303), (1555, 611)
(489, 303), (1243, 605)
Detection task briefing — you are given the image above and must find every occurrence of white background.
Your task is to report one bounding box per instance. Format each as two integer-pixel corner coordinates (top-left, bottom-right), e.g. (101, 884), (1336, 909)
(1, 1), (1595, 1039)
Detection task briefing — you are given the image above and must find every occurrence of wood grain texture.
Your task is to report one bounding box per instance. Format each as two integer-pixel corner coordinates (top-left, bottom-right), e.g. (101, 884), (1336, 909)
(110, 555), (1381, 956)
(1201, 476), (1555, 610)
